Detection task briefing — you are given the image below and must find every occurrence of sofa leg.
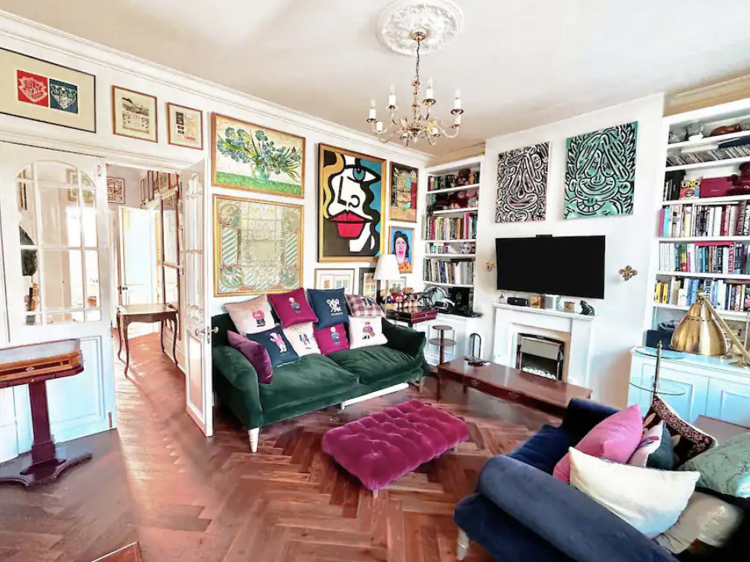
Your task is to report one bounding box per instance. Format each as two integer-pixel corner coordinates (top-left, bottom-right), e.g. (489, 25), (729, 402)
(248, 428), (259, 453)
(457, 528), (470, 560)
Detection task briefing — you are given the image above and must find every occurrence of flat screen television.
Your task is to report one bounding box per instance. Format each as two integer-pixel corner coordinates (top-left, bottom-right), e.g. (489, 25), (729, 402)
(495, 235), (606, 299)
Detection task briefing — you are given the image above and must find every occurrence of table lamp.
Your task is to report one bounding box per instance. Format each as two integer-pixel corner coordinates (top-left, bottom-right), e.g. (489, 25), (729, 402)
(374, 254), (400, 304)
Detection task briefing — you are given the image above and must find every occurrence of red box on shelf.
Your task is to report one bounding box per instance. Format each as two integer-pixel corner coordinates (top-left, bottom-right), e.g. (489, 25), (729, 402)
(699, 176), (733, 198)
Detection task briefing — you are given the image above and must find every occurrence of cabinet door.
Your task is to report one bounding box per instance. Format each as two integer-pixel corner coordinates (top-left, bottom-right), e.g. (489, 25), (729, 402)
(706, 379), (750, 427)
(641, 366), (709, 423)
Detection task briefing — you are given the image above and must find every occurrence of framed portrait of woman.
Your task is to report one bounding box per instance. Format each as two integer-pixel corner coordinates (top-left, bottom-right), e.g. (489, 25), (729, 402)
(389, 226), (414, 274)
(318, 144), (386, 262)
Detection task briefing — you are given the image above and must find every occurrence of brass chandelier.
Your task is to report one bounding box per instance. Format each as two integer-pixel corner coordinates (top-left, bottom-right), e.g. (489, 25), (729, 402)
(367, 30), (463, 147)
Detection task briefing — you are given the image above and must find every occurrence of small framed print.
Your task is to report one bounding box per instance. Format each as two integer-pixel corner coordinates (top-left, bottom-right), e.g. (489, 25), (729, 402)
(386, 277), (408, 293)
(314, 269), (355, 294)
(167, 102), (203, 150)
(107, 177), (125, 204)
(112, 86), (158, 142)
(358, 267), (377, 298)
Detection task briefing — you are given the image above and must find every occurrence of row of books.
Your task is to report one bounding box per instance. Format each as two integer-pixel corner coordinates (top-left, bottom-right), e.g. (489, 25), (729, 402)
(424, 258), (475, 286)
(665, 144), (750, 167)
(425, 243), (475, 255)
(654, 278), (750, 312)
(658, 243), (750, 275)
(660, 203), (750, 238)
(424, 214), (477, 241)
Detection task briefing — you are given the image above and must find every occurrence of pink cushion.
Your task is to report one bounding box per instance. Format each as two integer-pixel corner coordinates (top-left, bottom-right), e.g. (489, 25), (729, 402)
(553, 404), (643, 483)
(314, 323), (350, 355)
(227, 331), (273, 384)
(267, 288), (318, 328)
(321, 400), (469, 491)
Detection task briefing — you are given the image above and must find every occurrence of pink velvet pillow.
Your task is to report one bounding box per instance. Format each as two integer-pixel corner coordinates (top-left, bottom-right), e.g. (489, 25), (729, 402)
(267, 288), (318, 328)
(553, 404), (643, 483)
(315, 323), (350, 355)
(227, 330), (273, 384)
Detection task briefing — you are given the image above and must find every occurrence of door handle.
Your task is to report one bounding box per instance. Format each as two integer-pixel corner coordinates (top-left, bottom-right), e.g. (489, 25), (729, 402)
(194, 326), (219, 337)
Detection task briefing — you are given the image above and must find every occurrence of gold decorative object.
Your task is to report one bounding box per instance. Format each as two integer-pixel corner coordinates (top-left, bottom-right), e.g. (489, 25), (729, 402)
(671, 292), (750, 366)
(530, 295), (542, 309)
(619, 265), (638, 281)
(563, 301), (575, 313)
(486, 261), (495, 272)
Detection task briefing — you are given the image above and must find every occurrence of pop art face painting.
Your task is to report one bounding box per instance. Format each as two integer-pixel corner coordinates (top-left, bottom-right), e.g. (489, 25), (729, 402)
(318, 144), (385, 262)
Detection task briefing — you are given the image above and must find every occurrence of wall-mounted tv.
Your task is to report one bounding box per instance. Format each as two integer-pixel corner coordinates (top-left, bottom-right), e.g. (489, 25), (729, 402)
(495, 235), (606, 299)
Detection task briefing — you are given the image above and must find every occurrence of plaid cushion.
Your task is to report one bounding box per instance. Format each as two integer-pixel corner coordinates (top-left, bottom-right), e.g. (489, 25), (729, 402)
(346, 295), (385, 318)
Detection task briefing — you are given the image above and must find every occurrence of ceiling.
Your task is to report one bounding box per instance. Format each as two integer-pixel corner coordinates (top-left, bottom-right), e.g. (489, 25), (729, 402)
(2, 0), (750, 155)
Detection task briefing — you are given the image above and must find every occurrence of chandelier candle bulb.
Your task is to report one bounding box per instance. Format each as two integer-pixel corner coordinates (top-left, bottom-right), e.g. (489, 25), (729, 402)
(454, 90), (462, 110)
(388, 85), (397, 108)
(376, 121), (384, 132)
(425, 78), (435, 100)
(454, 114), (462, 126)
(368, 101), (377, 121)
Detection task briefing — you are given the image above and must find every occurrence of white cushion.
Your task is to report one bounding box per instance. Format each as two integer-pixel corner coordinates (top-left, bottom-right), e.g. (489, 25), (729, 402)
(225, 295), (274, 335)
(628, 421), (664, 467)
(348, 316), (388, 349)
(655, 491), (745, 554)
(282, 322), (321, 357)
(569, 447), (700, 537)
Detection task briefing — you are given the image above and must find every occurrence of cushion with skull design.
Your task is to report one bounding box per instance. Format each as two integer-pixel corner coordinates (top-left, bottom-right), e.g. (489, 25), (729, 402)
(268, 288), (318, 328)
(245, 324), (299, 368)
(308, 288), (349, 329)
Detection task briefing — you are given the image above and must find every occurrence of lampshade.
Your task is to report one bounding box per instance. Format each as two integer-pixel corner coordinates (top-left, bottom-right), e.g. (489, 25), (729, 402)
(374, 254), (400, 281)
(670, 295), (728, 356)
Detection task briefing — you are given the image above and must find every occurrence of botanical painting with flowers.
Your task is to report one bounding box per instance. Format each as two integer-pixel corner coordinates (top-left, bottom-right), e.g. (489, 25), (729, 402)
(212, 113), (305, 198)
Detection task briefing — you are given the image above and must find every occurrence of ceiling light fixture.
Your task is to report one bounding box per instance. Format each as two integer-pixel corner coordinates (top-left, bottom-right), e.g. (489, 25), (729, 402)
(369, 0), (464, 147)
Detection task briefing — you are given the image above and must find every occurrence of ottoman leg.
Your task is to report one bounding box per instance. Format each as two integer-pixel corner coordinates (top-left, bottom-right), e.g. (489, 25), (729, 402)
(248, 428), (260, 453)
(372, 490), (378, 499)
(457, 529), (470, 560)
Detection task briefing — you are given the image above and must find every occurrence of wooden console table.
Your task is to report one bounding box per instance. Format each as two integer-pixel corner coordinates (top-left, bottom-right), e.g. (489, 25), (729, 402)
(117, 304), (178, 376)
(0, 339), (92, 487)
(437, 358), (593, 417)
(385, 307), (438, 328)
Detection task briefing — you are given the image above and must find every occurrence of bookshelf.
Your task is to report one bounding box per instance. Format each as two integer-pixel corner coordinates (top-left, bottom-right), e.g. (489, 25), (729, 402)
(653, 99), (750, 323)
(423, 156), (482, 291)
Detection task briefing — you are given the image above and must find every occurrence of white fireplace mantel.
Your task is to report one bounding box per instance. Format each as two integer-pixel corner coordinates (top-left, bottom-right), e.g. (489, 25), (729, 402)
(492, 303), (596, 388)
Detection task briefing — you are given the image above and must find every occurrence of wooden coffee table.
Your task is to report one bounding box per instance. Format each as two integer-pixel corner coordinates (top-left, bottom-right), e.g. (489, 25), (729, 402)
(437, 358), (593, 417)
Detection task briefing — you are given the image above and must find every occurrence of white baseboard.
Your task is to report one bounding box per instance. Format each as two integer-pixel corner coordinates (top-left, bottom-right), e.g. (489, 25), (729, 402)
(340, 382), (410, 409)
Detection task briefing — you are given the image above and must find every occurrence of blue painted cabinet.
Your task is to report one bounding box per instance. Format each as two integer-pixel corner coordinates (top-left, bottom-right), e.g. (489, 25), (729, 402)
(706, 379), (750, 427)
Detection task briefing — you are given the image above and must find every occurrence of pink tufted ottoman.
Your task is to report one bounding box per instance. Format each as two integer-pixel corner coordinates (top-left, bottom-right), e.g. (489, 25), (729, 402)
(321, 400), (469, 494)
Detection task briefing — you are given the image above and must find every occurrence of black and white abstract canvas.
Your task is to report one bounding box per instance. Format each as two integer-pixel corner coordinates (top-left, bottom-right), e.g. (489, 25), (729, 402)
(495, 142), (549, 223)
(564, 122), (638, 220)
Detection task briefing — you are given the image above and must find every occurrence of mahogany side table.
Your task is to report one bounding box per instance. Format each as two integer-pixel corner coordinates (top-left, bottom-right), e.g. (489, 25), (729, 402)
(0, 339), (92, 487)
(117, 303), (178, 376)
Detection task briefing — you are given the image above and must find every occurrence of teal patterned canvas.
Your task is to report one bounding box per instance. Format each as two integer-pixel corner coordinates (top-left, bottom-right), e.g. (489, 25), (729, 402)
(564, 122), (638, 220)
(214, 196), (303, 296)
(680, 432), (750, 498)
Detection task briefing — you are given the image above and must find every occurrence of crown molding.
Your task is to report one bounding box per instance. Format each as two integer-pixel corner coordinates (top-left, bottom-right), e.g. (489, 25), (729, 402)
(0, 11), (432, 164)
(666, 73), (750, 116)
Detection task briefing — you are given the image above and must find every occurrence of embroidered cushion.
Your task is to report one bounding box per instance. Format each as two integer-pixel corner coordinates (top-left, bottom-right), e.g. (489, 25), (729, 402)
(553, 404), (643, 483)
(224, 295), (274, 335)
(245, 325), (299, 368)
(628, 421), (665, 467)
(679, 432), (750, 498)
(227, 330), (273, 384)
(282, 322), (321, 357)
(346, 294), (385, 318)
(348, 316), (388, 350)
(644, 396), (717, 466)
(267, 288), (318, 328)
(315, 323), (350, 355)
(308, 288), (349, 329)
(647, 422), (675, 470)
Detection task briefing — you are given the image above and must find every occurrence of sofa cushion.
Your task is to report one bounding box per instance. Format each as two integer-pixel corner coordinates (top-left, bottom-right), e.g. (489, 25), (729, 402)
(258, 354), (359, 413)
(268, 288), (318, 328)
(329, 345), (418, 384)
(509, 424), (573, 475)
(315, 323), (350, 355)
(246, 325), (299, 368)
(227, 330), (273, 384)
(225, 295), (274, 335)
(308, 288), (349, 329)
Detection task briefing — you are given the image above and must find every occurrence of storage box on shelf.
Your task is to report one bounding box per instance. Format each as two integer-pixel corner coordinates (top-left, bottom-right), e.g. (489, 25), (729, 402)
(424, 156), (482, 293)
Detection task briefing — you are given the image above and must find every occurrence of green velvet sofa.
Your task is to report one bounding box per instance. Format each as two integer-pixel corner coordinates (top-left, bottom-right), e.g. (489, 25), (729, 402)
(211, 313), (429, 452)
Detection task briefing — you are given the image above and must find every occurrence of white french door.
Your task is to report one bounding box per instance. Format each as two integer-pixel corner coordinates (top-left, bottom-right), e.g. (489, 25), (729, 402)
(0, 143), (115, 462)
(182, 159), (213, 436)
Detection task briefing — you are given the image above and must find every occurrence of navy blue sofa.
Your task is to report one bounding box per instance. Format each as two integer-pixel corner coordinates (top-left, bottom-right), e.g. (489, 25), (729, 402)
(454, 399), (678, 562)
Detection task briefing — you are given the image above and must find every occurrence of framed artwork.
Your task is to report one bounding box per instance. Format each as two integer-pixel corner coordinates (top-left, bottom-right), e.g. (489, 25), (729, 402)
(66, 170), (94, 203)
(358, 267), (377, 298)
(314, 269), (355, 294)
(388, 226), (414, 274)
(386, 277), (408, 293)
(214, 195), (303, 296)
(389, 162), (418, 223)
(107, 177), (125, 204)
(212, 113), (304, 198)
(157, 171), (169, 193)
(564, 122), (638, 220)
(167, 102), (203, 150)
(318, 143), (386, 262)
(495, 142), (549, 223)
(0, 47), (96, 133)
(112, 86), (158, 142)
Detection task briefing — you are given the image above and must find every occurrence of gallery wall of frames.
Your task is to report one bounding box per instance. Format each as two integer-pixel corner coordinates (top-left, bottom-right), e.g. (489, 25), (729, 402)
(0, 17), (431, 323)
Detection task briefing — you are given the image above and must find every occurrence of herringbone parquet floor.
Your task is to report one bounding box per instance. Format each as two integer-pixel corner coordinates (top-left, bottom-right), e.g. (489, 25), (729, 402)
(0, 334), (558, 562)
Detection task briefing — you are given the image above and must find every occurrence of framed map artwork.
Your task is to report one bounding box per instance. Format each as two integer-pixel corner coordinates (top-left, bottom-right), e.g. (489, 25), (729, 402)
(214, 195), (303, 296)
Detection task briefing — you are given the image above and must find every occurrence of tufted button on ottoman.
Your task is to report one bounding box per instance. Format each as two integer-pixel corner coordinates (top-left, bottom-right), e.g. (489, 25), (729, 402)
(321, 399), (469, 494)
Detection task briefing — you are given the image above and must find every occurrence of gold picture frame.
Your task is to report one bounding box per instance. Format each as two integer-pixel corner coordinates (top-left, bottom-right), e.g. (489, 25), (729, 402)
(389, 161), (418, 223)
(112, 85), (158, 143)
(167, 102), (203, 150)
(318, 143), (386, 262)
(213, 194), (304, 296)
(211, 113), (305, 198)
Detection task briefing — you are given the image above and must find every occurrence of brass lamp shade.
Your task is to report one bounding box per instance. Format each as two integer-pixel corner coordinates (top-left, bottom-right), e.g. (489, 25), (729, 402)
(670, 296), (728, 356)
